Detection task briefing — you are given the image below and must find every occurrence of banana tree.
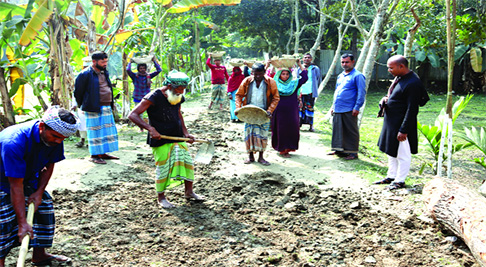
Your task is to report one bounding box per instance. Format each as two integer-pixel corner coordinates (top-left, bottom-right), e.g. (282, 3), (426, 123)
(417, 95), (474, 174)
(459, 126), (486, 170)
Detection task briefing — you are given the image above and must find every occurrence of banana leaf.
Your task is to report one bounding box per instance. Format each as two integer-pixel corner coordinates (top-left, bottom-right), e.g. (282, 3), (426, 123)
(0, 3), (26, 21)
(168, 0), (241, 13)
(19, 0), (52, 46)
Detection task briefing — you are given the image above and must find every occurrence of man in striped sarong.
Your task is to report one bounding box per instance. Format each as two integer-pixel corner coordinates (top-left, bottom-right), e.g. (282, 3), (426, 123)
(74, 51), (119, 164)
(0, 106), (78, 266)
(236, 63), (280, 166)
(129, 70), (204, 208)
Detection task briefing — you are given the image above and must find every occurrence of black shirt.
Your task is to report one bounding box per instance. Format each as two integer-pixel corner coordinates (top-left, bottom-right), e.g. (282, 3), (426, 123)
(144, 89), (185, 147)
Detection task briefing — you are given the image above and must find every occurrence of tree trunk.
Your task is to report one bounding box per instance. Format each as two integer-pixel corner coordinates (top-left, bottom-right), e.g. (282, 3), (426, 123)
(0, 67), (15, 126)
(293, 0), (300, 54)
(122, 51), (130, 119)
(445, 0), (457, 116)
(403, 8), (421, 59)
(423, 178), (486, 267)
(361, 0), (398, 91)
(309, 0), (326, 59)
(285, 1), (294, 55)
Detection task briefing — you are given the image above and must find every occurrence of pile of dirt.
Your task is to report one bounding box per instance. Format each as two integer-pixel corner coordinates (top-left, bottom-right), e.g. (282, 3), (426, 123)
(10, 96), (479, 266)
(48, 167), (476, 266)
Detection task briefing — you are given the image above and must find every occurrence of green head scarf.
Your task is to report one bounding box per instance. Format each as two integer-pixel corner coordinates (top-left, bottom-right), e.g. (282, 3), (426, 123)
(163, 70), (190, 87)
(274, 68), (300, 96)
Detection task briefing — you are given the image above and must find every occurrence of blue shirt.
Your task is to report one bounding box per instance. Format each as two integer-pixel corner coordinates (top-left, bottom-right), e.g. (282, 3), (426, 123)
(333, 68), (366, 113)
(0, 120), (65, 194)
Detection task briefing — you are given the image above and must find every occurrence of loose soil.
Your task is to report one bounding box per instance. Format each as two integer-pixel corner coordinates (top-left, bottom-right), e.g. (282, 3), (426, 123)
(8, 93), (480, 267)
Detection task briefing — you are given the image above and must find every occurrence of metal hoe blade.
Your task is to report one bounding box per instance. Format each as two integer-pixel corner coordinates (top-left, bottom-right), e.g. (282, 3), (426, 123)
(194, 140), (214, 164)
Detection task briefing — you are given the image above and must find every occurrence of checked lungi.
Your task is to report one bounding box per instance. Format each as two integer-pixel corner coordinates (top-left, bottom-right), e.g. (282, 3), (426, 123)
(152, 142), (194, 193)
(244, 122), (271, 152)
(300, 94), (315, 125)
(211, 84), (225, 105)
(0, 189), (55, 258)
(85, 105), (119, 156)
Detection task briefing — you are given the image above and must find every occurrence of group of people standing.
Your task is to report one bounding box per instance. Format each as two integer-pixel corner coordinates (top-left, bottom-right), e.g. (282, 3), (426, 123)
(0, 47), (424, 265)
(209, 52), (423, 192)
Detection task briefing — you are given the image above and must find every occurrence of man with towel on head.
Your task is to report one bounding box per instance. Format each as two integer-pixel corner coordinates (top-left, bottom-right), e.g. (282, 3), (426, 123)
(0, 106), (78, 267)
(236, 63), (280, 166)
(129, 70), (205, 209)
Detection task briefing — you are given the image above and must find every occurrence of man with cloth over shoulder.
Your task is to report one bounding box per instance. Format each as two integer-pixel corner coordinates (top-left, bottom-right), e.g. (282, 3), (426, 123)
(374, 55), (424, 190)
(328, 53), (366, 160)
(74, 51), (119, 164)
(0, 106), (78, 267)
(297, 53), (322, 132)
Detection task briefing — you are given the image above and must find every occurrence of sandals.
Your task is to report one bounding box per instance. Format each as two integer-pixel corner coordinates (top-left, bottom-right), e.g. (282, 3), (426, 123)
(386, 182), (406, 190)
(344, 153), (358, 160)
(258, 159), (271, 166)
(100, 154), (119, 160)
(32, 255), (72, 266)
(89, 157), (106, 164)
(373, 177), (395, 184)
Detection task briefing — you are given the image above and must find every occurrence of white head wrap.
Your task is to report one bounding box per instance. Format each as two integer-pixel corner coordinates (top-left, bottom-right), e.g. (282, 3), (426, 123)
(42, 106), (80, 137)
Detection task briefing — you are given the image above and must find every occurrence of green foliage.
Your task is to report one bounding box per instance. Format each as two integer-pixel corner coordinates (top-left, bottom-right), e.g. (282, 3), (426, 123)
(459, 127), (486, 169)
(417, 95), (474, 174)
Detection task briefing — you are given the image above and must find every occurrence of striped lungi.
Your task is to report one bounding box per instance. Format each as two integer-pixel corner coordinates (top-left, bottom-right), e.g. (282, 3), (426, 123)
(244, 122), (270, 152)
(152, 142), (194, 193)
(85, 105), (119, 156)
(0, 189), (55, 258)
(211, 84), (225, 105)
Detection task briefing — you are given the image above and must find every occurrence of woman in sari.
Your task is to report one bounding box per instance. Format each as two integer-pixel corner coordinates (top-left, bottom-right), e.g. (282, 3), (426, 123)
(227, 66), (246, 122)
(271, 60), (308, 157)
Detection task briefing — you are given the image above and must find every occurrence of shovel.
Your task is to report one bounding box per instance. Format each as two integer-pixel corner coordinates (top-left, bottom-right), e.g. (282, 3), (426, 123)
(158, 135), (214, 164)
(17, 202), (35, 267)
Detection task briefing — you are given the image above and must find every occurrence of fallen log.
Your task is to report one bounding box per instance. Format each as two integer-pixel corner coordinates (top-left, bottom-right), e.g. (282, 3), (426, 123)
(423, 178), (486, 267)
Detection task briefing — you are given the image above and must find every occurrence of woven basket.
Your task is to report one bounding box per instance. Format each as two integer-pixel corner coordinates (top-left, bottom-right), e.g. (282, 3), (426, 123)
(209, 51), (225, 59)
(132, 55), (154, 64)
(270, 55), (299, 69)
(235, 105), (269, 125)
(229, 58), (245, 67)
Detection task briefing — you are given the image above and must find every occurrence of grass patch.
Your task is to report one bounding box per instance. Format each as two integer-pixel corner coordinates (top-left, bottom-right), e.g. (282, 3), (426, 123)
(314, 87), (486, 186)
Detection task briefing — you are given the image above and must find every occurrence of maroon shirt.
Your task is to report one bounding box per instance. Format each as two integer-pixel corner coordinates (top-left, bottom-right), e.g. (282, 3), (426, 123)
(206, 57), (229, 84)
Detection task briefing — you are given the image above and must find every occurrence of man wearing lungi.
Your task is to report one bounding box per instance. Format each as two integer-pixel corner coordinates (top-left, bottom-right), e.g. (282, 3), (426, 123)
(74, 51), (119, 164)
(206, 54), (229, 110)
(236, 63), (280, 166)
(375, 55), (423, 190)
(328, 53), (366, 160)
(0, 106), (78, 266)
(128, 70), (204, 208)
(297, 53), (322, 132)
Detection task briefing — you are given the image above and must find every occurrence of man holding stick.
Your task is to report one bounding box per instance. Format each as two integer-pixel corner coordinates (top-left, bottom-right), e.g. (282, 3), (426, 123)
(129, 70), (204, 208)
(0, 106), (78, 266)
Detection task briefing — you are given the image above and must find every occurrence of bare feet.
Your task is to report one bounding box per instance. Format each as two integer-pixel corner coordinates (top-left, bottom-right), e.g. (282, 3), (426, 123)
(280, 153), (291, 158)
(159, 198), (175, 208)
(184, 192), (206, 201)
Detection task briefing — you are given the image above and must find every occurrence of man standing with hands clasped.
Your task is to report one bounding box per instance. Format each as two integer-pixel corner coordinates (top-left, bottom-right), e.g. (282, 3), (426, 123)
(375, 55), (424, 190)
(328, 53), (366, 160)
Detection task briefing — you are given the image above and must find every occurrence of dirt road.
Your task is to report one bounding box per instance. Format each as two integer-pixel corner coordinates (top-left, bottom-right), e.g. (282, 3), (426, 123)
(9, 93), (478, 267)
